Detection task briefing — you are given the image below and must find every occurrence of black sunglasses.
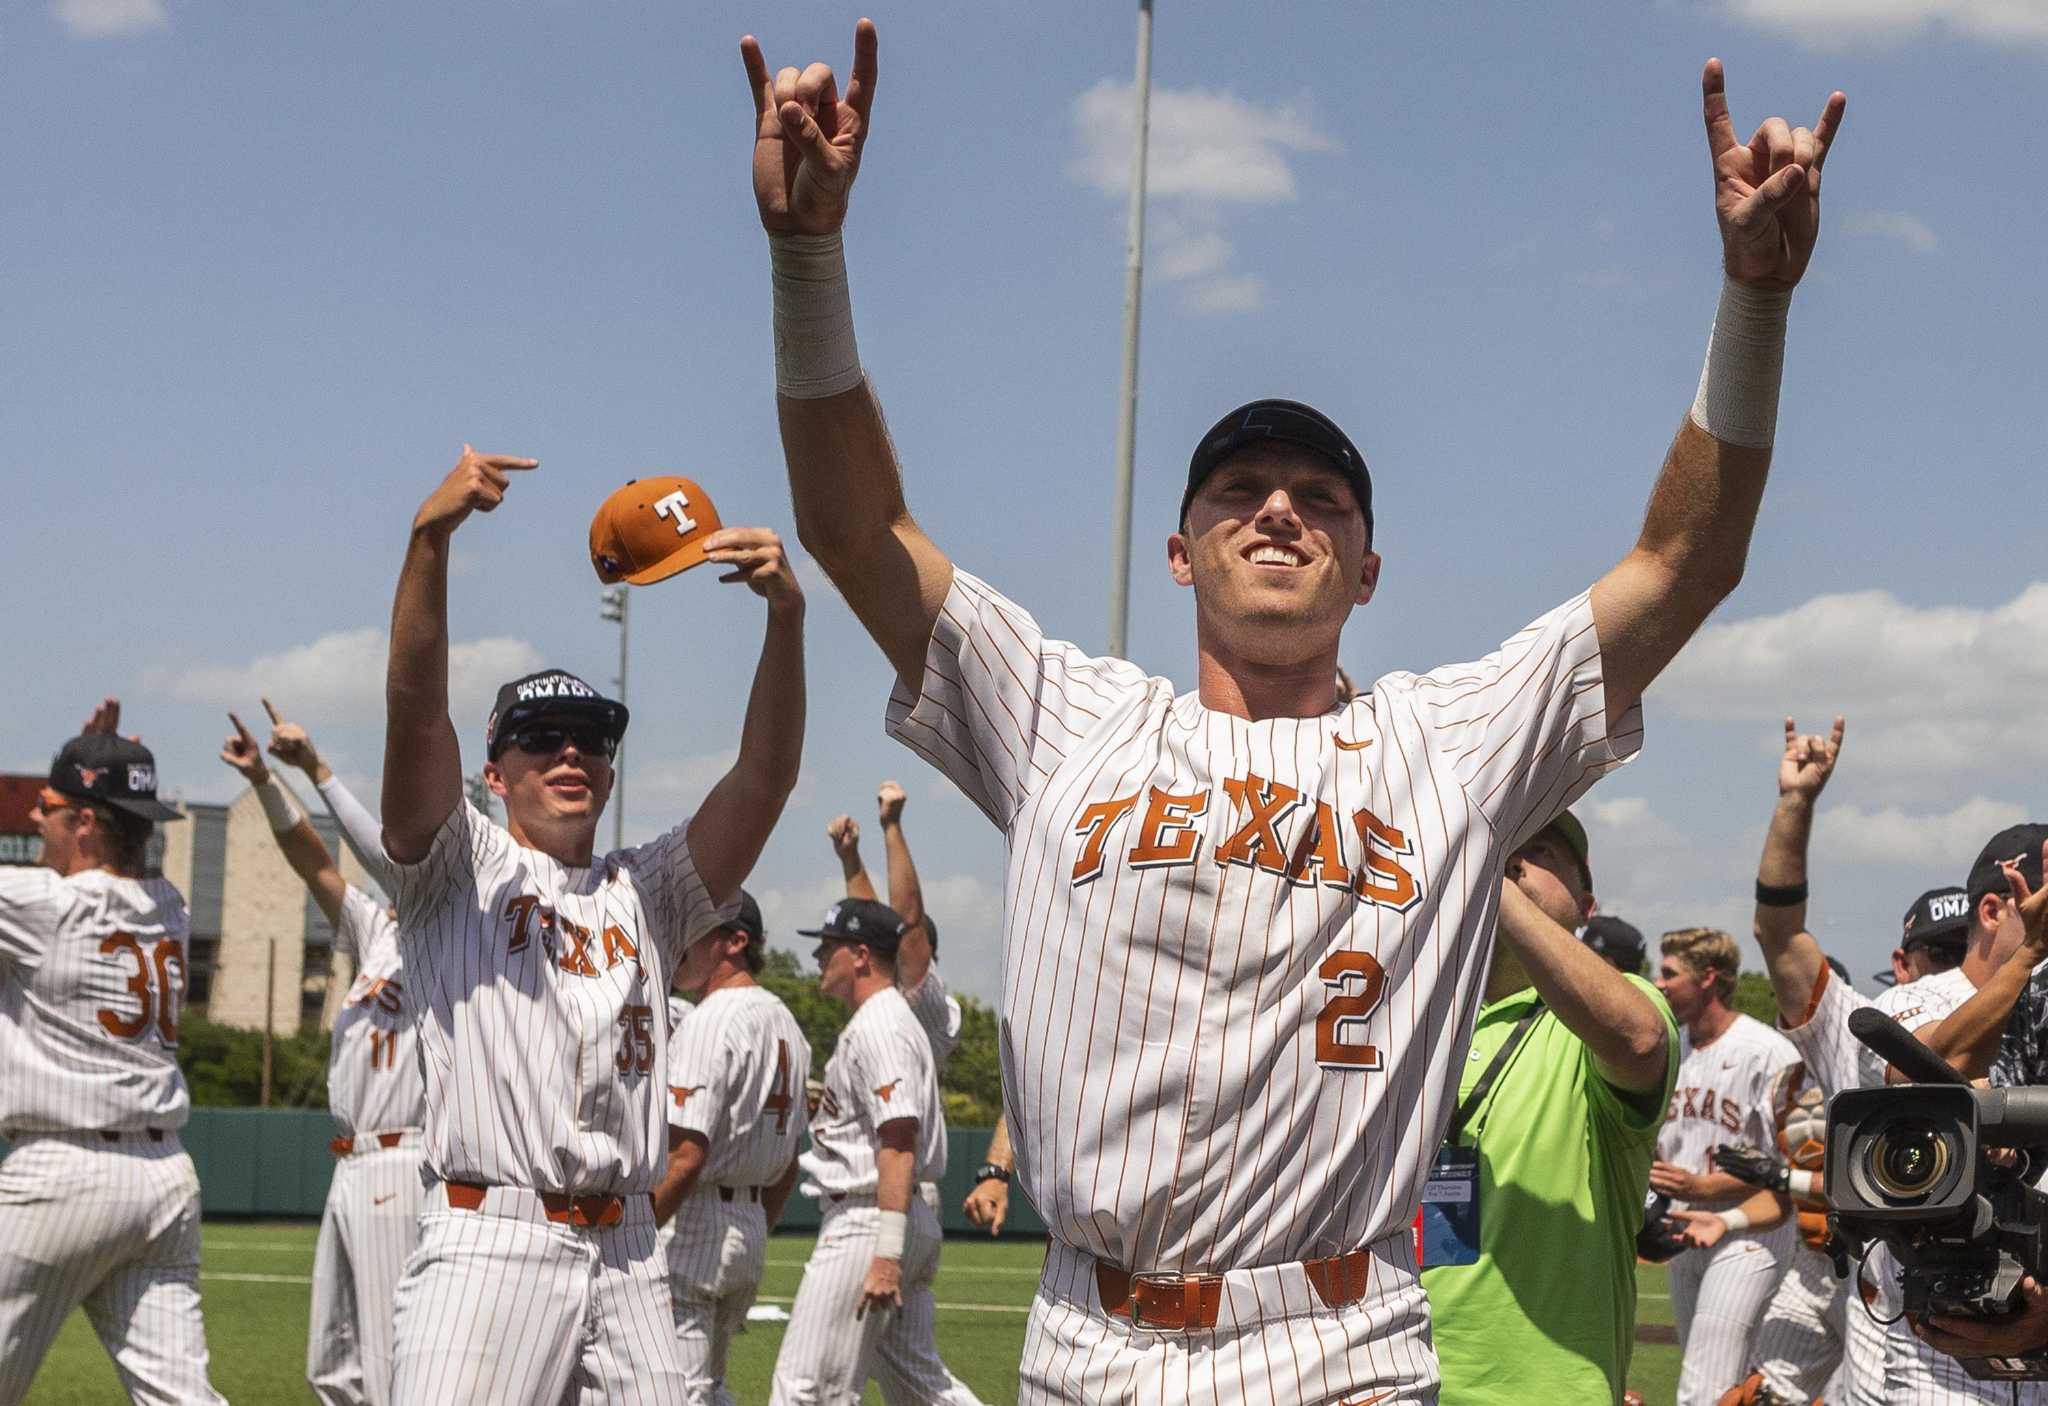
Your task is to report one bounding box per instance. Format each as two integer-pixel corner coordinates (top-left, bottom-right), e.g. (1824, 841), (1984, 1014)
(504, 724), (617, 760)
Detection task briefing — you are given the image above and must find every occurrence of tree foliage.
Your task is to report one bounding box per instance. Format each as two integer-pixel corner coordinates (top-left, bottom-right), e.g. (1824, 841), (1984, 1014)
(176, 1016), (332, 1109)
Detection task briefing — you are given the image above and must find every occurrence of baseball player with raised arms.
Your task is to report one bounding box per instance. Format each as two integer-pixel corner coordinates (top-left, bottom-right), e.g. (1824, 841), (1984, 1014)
(771, 898), (980, 1406)
(0, 700), (226, 1406)
(740, 17), (1843, 1401)
(377, 446), (806, 1404)
(650, 889), (811, 1406)
(1745, 717), (2048, 1405)
(220, 705), (425, 1406)
(1650, 927), (1800, 1406)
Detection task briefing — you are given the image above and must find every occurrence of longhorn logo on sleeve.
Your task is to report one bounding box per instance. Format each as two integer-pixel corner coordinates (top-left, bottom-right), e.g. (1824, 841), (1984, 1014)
(873, 1078), (903, 1103)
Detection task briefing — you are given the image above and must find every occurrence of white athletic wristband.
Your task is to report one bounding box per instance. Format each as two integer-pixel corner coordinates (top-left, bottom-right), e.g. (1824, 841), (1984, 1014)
(1719, 1207), (1753, 1235)
(1689, 277), (1791, 449)
(1787, 1168), (1820, 1199)
(771, 232), (863, 399)
(253, 775), (301, 833)
(874, 1208), (908, 1260)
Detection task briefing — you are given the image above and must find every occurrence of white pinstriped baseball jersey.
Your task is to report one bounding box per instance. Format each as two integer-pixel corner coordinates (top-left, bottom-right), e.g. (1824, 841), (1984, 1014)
(386, 799), (730, 1194)
(0, 868), (190, 1134)
(665, 984), (810, 1186)
(1657, 1012), (1798, 1209)
(1784, 962), (1973, 1101)
(327, 884), (424, 1140)
(666, 991), (690, 1036)
(886, 569), (1639, 1272)
(903, 964), (962, 1067)
(801, 986), (946, 1196)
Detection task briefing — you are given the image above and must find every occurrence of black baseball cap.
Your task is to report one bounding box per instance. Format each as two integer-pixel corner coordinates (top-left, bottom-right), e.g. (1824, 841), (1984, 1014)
(797, 898), (906, 957)
(485, 670), (629, 761)
(1967, 824), (2048, 909)
(721, 890), (764, 947)
(1902, 886), (1972, 953)
(1183, 398), (1373, 540)
(1582, 914), (1644, 971)
(47, 734), (182, 822)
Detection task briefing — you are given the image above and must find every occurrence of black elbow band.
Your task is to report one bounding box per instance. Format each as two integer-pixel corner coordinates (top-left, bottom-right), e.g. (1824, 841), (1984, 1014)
(1755, 879), (1809, 908)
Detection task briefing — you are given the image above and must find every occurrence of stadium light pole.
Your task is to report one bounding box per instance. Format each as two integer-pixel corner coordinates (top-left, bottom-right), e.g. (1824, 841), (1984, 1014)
(600, 586), (628, 851)
(1106, 0), (1155, 658)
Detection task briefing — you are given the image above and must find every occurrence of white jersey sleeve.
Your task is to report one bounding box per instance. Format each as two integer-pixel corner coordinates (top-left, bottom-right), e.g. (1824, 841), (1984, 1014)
(317, 773), (397, 897)
(1781, 963), (1970, 1098)
(886, 568), (1154, 830)
(1403, 590), (1645, 851)
(621, 820), (734, 969)
(385, 798), (511, 919)
(901, 963), (961, 1067)
(0, 866), (62, 972)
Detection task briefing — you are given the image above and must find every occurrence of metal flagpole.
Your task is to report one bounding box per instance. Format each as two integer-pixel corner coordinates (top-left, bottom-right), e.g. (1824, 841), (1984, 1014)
(1106, 0), (1155, 659)
(600, 586), (628, 851)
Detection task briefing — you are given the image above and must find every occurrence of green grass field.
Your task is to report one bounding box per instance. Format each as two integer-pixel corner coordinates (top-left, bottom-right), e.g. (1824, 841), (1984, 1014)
(24, 1222), (1687, 1403)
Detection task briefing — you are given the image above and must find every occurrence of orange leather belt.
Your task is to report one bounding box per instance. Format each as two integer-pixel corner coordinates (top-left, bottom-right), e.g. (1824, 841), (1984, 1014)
(445, 1180), (627, 1229)
(98, 1129), (166, 1143)
(717, 1185), (763, 1203)
(1096, 1248), (1376, 1332)
(330, 1131), (408, 1157)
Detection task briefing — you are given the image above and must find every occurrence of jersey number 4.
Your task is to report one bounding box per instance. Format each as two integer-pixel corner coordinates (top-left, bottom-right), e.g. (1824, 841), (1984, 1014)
(763, 1039), (795, 1135)
(96, 932), (182, 1047)
(1316, 951), (1387, 1071)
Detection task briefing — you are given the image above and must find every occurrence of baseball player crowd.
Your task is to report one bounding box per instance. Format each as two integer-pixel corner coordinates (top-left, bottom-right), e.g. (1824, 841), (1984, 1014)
(6, 15), (2046, 1406)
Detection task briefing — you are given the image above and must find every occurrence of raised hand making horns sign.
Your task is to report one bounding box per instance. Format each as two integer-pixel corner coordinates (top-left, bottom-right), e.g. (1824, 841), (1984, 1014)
(1703, 59), (1846, 293)
(742, 19), (879, 237)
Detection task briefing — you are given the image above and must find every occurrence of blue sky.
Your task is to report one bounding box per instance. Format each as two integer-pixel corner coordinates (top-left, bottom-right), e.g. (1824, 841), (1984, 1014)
(7, 0), (2045, 1002)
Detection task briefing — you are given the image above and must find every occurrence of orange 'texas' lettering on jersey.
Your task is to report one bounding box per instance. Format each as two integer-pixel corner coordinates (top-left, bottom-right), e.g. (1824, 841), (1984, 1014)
(503, 894), (540, 953)
(1351, 807), (1420, 911)
(1333, 736), (1375, 752)
(557, 918), (600, 978)
(1128, 786), (1209, 869)
(1215, 773), (1303, 874)
(1071, 793), (1141, 885)
(600, 923), (638, 968)
(1668, 1086), (1747, 1135)
(669, 1084), (703, 1109)
(1286, 800), (1353, 890)
(352, 976), (405, 1015)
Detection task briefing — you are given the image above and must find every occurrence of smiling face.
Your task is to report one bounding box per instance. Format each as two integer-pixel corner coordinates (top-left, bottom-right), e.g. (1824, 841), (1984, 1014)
(485, 714), (614, 854)
(1653, 954), (1715, 1025)
(1168, 443), (1380, 669)
(813, 938), (860, 1004)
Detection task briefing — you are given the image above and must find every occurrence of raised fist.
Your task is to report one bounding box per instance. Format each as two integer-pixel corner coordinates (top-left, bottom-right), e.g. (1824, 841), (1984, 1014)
(827, 814), (860, 858)
(877, 780), (905, 825)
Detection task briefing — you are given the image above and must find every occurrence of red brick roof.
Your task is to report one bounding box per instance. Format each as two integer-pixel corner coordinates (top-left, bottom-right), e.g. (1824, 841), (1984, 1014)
(0, 775), (40, 835)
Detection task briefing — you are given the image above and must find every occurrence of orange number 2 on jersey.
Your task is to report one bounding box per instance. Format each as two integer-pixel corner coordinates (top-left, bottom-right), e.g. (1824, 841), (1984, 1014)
(95, 932), (181, 1047)
(764, 1039), (794, 1134)
(1316, 950), (1387, 1071)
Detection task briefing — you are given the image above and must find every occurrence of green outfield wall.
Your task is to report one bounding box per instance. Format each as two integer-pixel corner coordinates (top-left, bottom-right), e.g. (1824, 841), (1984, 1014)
(2, 1112), (1045, 1237)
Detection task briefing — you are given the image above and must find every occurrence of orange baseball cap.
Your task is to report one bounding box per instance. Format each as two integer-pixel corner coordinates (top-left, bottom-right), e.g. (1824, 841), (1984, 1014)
(589, 476), (724, 585)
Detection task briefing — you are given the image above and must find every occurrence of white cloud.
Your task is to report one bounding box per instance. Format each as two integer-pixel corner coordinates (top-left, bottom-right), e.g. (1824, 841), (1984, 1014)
(1815, 795), (2024, 866)
(625, 747), (735, 816)
(1845, 210), (1940, 254)
(1721, 0), (2048, 48)
(1653, 582), (2048, 773)
(1068, 78), (1336, 319)
(148, 626), (545, 740)
(52, 0), (167, 39)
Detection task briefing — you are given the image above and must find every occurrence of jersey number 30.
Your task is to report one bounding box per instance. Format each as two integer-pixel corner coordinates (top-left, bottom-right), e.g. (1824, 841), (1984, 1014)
(1316, 951), (1387, 1071)
(96, 932), (181, 1047)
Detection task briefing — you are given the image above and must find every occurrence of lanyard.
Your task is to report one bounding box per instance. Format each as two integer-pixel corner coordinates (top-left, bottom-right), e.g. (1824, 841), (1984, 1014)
(1445, 1000), (1545, 1147)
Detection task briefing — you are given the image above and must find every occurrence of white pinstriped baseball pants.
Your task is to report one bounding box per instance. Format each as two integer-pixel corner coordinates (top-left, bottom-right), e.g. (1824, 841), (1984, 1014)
(1020, 1235), (1438, 1405)
(664, 1189), (768, 1406)
(0, 1130), (226, 1406)
(388, 1185), (686, 1406)
(769, 1195), (986, 1406)
(307, 1135), (428, 1406)
(1668, 1220), (1794, 1406)
(1753, 1242), (1847, 1403)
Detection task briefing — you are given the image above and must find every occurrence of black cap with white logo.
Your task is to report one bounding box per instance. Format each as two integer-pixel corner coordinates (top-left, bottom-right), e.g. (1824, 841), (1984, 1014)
(1967, 824), (2048, 909)
(797, 898), (907, 956)
(485, 669), (629, 761)
(48, 734), (183, 822)
(1581, 914), (1645, 973)
(1902, 886), (1972, 953)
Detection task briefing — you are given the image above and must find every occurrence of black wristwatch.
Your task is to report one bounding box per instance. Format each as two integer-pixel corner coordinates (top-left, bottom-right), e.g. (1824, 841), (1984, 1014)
(973, 1163), (1012, 1185)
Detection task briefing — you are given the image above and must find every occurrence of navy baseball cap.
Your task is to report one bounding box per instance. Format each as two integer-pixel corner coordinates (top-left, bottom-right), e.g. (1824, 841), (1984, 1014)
(485, 670), (629, 761)
(1183, 398), (1373, 540)
(1582, 915), (1644, 972)
(47, 734), (182, 822)
(1967, 824), (2048, 909)
(798, 898), (907, 957)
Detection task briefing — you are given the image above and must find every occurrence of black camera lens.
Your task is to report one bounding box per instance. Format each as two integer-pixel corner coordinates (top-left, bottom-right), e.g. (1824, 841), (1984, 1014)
(1866, 1118), (1952, 1200)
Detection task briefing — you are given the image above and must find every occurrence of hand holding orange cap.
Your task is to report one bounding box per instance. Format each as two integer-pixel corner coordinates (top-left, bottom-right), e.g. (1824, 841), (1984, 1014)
(590, 476), (725, 585)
